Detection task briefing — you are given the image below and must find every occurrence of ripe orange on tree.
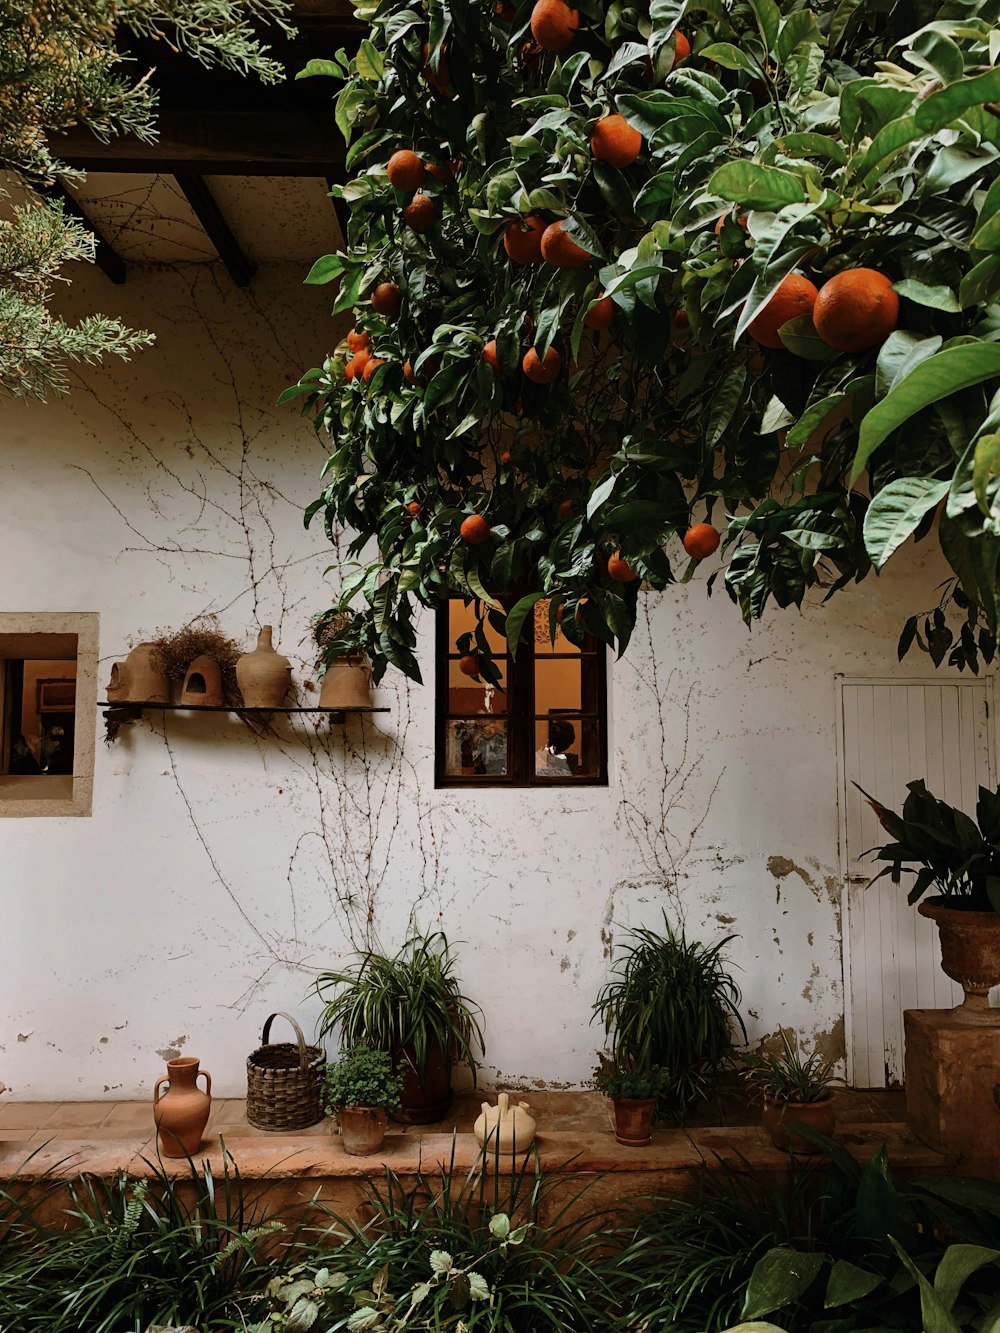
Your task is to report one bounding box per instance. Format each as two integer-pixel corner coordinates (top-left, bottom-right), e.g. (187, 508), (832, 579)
(500, 450), (512, 465)
(540, 219), (591, 268)
(362, 357), (385, 383)
(347, 328), (370, 352)
(403, 193), (437, 233)
(371, 282), (402, 317)
(503, 214), (546, 264)
(683, 523), (720, 559)
(558, 498), (574, 520)
(584, 294), (615, 330)
(387, 149), (426, 192)
(460, 514), (491, 545)
(673, 31), (690, 62)
(591, 113), (642, 168)
(813, 268), (899, 354)
(747, 273), (819, 349)
(425, 160), (453, 185)
(607, 551), (638, 583)
(530, 0), (579, 51)
(402, 359), (416, 385)
(407, 501), (422, 515)
(347, 348), (372, 380)
(482, 340), (501, 374)
(421, 42), (453, 95)
(523, 346), (561, 383)
(458, 654), (481, 677)
(714, 208), (749, 235)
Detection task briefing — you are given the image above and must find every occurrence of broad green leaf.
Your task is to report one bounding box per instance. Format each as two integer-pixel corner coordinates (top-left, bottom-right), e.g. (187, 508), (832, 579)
(709, 161), (807, 209)
(892, 279), (961, 312)
(916, 69), (1000, 132)
(973, 176), (1000, 251)
(748, 0), (781, 52)
(698, 42), (762, 75)
(742, 1248), (827, 1320)
(974, 431), (1000, 514)
(785, 391), (851, 448)
(850, 115), (923, 179)
(934, 1244), (1000, 1312)
(960, 254), (1000, 307)
(505, 592), (545, 657)
(824, 1259), (882, 1308)
(852, 345), (1000, 482)
(863, 478), (950, 569)
(304, 254), (346, 286)
(296, 57), (345, 79)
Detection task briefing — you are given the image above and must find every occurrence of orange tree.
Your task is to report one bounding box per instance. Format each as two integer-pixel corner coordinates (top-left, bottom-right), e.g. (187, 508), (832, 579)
(290, 0), (1000, 683)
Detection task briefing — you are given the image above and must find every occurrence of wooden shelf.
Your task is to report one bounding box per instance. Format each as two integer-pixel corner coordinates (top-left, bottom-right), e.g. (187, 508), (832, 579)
(99, 702), (389, 726)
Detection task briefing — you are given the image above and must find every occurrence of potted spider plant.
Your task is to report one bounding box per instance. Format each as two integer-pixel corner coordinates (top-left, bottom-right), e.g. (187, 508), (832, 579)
(743, 1031), (838, 1154)
(859, 780), (1000, 1024)
(594, 1062), (671, 1147)
(314, 931), (484, 1124)
(322, 1047), (403, 1155)
(592, 913), (746, 1125)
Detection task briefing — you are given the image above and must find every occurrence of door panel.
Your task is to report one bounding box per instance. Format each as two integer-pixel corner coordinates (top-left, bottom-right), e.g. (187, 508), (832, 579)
(839, 680), (995, 1088)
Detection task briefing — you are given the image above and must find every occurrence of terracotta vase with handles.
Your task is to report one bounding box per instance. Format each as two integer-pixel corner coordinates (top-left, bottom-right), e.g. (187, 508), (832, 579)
(153, 1056), (212, 1157)
(319, 656), (372, 709)
(236, 625), (292, 708)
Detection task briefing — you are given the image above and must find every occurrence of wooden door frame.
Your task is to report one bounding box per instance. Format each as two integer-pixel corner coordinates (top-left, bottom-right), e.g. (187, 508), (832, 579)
(834, 673), (998, 1087)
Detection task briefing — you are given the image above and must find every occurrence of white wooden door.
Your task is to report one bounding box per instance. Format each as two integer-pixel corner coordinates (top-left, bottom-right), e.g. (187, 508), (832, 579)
(839, 679), (996, 1088)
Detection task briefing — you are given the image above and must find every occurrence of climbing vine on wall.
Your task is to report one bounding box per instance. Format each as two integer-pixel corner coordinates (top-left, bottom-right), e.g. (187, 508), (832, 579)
(293, 0), (1000, 683)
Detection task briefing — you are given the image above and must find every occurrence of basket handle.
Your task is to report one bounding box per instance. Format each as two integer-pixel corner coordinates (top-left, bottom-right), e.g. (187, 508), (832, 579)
(260, 1011), (311, 1070)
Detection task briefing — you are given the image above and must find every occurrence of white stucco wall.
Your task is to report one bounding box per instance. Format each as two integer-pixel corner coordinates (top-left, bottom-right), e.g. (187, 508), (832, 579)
(0, 260), (964, 1099)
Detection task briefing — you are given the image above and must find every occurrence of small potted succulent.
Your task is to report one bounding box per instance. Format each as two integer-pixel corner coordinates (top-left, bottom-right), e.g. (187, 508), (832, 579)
(859, 779), (1000, 1023)
(743, 1031), (837, 1154)
(322, 1046), (403, 1156)
(594, 1062), (671, 1147)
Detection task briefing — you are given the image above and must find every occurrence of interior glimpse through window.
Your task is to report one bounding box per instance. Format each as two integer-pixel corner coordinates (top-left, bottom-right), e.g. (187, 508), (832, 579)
(436, 599), (607, 787)
(2, 659), (78, 778)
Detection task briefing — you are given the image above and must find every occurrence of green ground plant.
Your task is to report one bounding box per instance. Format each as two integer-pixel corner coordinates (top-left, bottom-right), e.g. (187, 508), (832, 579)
(294, 0), (1000, 682)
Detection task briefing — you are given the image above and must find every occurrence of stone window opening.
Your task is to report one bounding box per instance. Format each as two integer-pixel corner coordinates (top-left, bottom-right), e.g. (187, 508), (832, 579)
(435, 598), (608, 787)
(0, 613), (99, 817)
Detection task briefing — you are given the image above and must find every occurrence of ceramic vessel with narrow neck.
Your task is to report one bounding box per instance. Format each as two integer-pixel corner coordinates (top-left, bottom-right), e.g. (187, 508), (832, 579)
(153, 1056), (212, 1157)
(474, 1092), (536, 1154)
(236, 625), (291, 708)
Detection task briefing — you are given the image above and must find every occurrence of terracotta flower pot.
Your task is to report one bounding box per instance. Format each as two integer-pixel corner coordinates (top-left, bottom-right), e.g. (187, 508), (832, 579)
(761, 1094), (835, 1154)
(153, 1056), (212, 1158)
(338, 1105), (388, 1155)
(612, 1096), (656, 1147)
(319, 656), (372, 709)
(919, 898), (1000, 1024)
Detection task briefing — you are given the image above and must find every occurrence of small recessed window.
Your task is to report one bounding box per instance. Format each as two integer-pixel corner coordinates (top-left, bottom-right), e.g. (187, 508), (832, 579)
(435, 599), (607, 787)
(0, 614), (98, 817)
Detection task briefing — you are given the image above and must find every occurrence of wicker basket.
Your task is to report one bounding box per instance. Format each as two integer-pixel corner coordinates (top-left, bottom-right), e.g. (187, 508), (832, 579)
(246, 1011), (325, 1130)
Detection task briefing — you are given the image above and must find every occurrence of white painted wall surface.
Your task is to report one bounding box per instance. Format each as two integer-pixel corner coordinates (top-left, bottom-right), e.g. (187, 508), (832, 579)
(0, 261), (976, 1098)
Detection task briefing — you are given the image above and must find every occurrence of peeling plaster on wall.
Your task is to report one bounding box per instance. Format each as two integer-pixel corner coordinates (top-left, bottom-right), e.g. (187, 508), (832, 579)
(0, 259), (968, 1099)
(156, 1036), (188, 1062)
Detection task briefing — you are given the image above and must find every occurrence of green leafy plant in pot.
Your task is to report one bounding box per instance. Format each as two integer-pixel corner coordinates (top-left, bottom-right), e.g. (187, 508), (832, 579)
(594, 1061), (672, 1147)
(322, 1046), (404, 1156)
(592, 914), (746, 1128)
(860, 779), (1000, 1024)
(743, 1030), (838, 1154)
(314, 931), (484, 1123)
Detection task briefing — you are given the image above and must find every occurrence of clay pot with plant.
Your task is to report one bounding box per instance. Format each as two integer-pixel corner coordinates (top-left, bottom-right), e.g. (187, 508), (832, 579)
(592, 913), (746, 1125)
(314, 931), (484, 1124)
(594, 1062), (671, 1147)
(322, 1046), (404, 1155)
(860, 780), (1000, 1024)
(743, 1030), (838, 1154)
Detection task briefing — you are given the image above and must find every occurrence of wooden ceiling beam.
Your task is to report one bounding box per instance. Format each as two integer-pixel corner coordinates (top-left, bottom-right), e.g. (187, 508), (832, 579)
(50, 183), (127, 284)
(175, 175), (256, 286)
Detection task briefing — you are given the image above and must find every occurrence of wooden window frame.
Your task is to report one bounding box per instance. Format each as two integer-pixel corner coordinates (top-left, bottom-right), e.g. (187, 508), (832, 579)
(434, 601), (608, 788)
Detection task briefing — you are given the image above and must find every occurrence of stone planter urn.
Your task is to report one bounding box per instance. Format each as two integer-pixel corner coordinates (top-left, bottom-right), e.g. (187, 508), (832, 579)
(338, 1105), (388, 1155)
(919, 899), (1000, 1024)
(761, 1094), (836, 1154)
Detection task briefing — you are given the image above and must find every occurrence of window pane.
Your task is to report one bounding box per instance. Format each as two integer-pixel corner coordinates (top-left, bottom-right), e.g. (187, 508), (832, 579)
(443, 718), (508, 777)
(534, 658), (582, 713)
(449, 600), (507, 654)
(447, 659), (507, 714)
(534, 717), (601, 780)
(533, 600), (581, 656)
(3, 659), (77, 777)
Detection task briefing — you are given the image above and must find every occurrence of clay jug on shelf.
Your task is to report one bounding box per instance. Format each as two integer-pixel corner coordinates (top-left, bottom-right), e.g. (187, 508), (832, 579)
(107, 643), (170, 704)
(236, 625), (291, 708)
(318, 655), (372, 709)
(153, 1056), (212, 1157)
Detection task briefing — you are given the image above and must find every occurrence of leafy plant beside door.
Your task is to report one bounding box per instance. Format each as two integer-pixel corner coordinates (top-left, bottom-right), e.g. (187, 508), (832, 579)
(314, 931), (485, 1123)
(742, 1030), (838, 1154)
